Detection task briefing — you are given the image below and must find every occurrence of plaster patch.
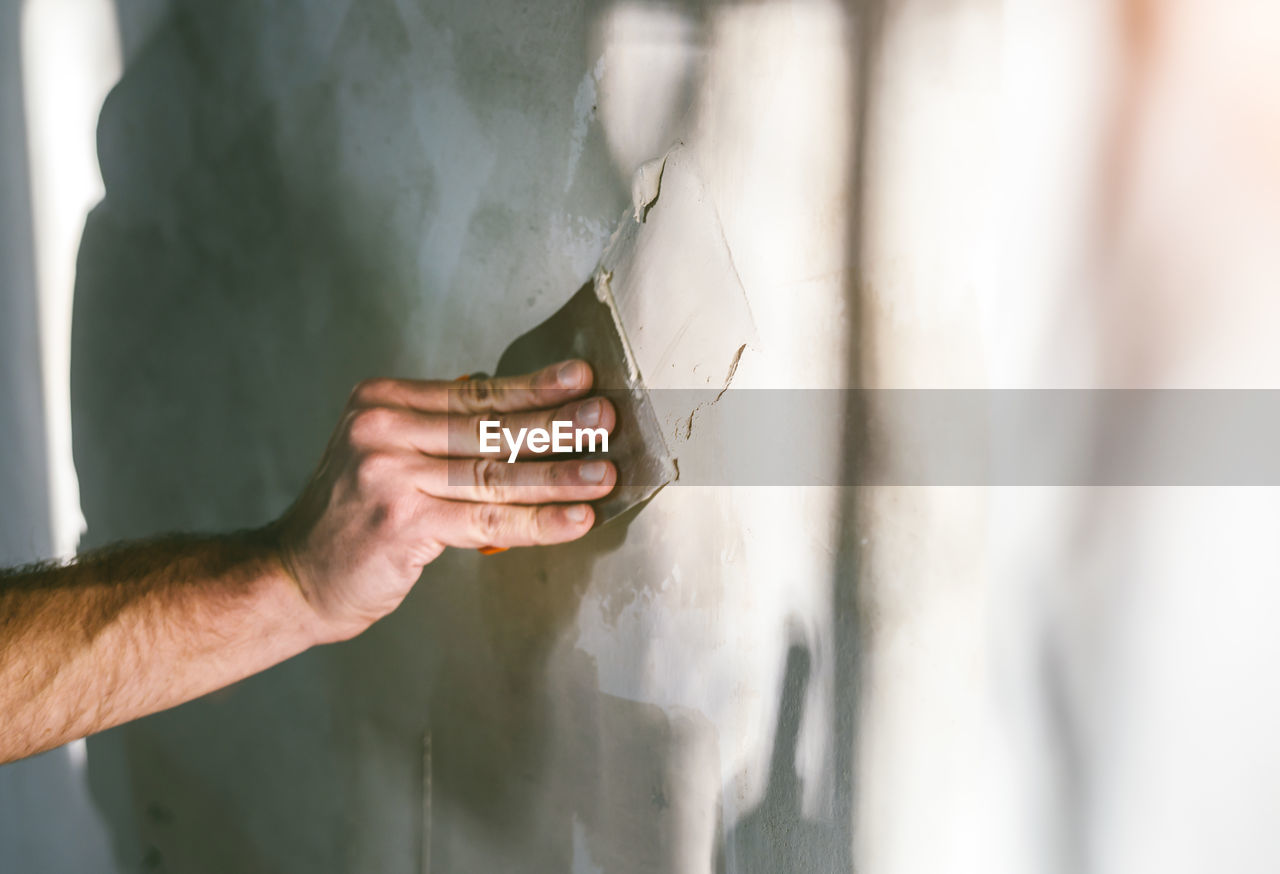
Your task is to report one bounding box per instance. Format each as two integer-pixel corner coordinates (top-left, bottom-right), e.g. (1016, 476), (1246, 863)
(678, 342), (747, 439)
(590, 147), (758, 491)
(592, 270), (641, 383)
(596, 147), (757, 394)
(631, 154), (668, 223)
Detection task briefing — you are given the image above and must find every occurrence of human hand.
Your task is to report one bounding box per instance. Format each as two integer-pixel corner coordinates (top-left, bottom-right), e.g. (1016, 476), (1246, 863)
(272, 360), (616, 643)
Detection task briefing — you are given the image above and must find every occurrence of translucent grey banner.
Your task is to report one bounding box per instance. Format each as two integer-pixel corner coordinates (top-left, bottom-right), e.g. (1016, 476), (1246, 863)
(449, 389), (1280, 486)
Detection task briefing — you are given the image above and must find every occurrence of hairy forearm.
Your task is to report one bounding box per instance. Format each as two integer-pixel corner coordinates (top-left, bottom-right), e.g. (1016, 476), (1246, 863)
(0, 361), (611, 766)
(0, 530), (319, 764)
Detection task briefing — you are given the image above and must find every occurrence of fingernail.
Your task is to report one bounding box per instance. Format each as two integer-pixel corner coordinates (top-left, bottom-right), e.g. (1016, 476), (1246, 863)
(579, 461), (607, 483)
(576, 398), (601, 426)
(557, 360), (586, 388)
(564, 504), (590, 524)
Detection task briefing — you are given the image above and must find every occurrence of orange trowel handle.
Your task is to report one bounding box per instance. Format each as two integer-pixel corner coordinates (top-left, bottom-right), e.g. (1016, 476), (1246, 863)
(457, 374), (509, 556)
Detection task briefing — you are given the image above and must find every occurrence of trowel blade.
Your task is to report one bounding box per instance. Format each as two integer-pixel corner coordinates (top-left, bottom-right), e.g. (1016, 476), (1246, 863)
(495, 280), (676, 525)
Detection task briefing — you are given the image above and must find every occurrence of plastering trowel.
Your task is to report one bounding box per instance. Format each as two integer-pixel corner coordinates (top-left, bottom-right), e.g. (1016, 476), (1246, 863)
(492, 276), (677, 525)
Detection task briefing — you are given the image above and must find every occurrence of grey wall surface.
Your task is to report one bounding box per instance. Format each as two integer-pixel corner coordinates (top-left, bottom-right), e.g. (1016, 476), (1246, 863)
(73, 1), (858, 872)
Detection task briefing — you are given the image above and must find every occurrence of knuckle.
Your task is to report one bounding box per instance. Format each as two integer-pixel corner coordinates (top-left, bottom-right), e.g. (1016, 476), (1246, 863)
(350, 378), (388, 406)
(470, 458), (503, 501)
(545, 462), (569, 486)
(348, 406), (395, 447)
(473, 502), (507, 541)
(459, 378), (495, 411)
(539, 410), (558, 437)
(355, 449), (396, 489)
(383, 493), (420, 529)
(470, 414), (489, 448)
(530, 506), (555, 542)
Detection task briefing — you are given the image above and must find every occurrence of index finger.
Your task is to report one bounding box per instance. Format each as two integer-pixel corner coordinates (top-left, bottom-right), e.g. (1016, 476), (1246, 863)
(351, 359), (594, 414)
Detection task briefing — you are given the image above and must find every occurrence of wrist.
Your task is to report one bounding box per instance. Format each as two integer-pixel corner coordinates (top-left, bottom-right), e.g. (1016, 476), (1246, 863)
(245, 526), (333, 649)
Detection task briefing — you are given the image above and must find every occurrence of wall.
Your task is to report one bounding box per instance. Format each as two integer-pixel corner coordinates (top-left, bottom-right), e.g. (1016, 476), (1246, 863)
(18, 1), (1280, 873)
(73, 1), (855, 872)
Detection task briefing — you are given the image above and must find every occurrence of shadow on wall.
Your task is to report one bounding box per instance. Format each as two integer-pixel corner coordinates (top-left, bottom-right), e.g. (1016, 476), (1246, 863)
(422, 505), (724, 872)
(74, 3), (433, 871)
(716, 645), (849, 874)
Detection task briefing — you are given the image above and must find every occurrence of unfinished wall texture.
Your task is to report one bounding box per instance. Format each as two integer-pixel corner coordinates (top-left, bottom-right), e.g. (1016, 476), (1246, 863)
(41, 0), (1280, 873)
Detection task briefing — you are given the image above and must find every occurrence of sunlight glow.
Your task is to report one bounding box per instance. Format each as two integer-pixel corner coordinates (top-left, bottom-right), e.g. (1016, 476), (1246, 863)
(20, 0), (122, 560)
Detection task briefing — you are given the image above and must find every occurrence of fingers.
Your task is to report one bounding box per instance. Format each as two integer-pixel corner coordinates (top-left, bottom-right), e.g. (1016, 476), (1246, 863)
(349, 360), (594, 414)
(421, 499), (596, 550)
(345, 449), (607, 552)
(421, 456), (617, 504)
(447, 395), (615, 459)
(341, 395), (615, 459)
(337, 360), (612, 554)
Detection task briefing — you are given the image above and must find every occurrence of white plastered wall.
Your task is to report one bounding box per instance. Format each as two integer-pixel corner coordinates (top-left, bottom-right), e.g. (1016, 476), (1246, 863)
(5, 1), (1280, 873)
